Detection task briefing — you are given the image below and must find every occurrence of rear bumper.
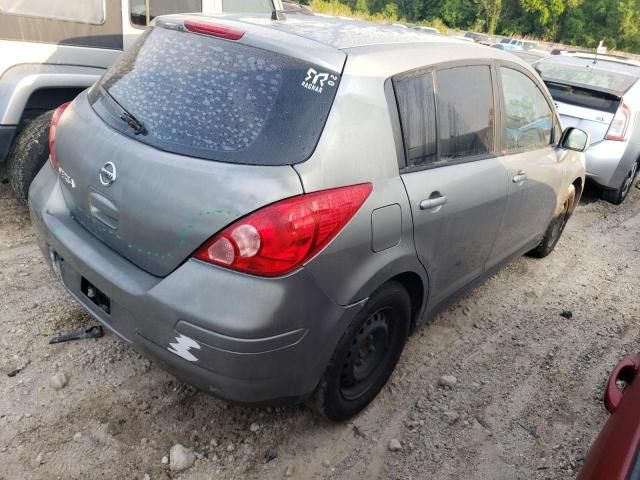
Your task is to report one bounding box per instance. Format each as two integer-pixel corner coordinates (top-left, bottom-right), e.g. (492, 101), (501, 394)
(28, 165), (364, 405)
(585, 140), (639, 189)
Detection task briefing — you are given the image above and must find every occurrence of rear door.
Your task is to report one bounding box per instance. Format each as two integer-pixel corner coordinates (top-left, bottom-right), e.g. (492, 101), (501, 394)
(55, 21), (345, 277)
(395, 63), (508, 305)
(488, 65), (565, 266)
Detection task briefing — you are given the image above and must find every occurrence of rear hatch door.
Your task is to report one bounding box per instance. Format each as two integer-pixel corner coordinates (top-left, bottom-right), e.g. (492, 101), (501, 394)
(55, 18), (345, 277)
(545, 81), (619, 143)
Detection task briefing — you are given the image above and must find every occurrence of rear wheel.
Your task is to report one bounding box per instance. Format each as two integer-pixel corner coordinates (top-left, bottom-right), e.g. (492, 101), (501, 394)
(7, 110), (54, 205)
(602, 160), (638, 205)
(308, 281), (411, 421)
(528, 185), (575, 258)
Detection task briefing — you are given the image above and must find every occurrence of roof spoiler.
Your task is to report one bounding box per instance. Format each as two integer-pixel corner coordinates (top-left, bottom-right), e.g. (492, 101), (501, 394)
(541, 78), (623, 100)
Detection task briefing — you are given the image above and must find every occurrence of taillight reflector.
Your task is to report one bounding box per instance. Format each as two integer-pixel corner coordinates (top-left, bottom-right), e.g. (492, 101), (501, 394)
(49, 102), (71, 172)
(184, 20), (245, 40)
(193, 184), (373, 277)
(606, 103), (631, 141)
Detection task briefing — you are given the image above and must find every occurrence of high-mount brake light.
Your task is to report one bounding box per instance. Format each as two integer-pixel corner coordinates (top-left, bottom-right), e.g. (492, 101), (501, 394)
(49, 102), (71, 171)
(193, 184), (373, 277)
(184, 20), (245, 40)
(606, 103), (631, 141)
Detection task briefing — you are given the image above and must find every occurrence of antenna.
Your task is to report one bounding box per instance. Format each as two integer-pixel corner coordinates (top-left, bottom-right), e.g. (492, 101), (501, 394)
(270, 0), (286, 20)
(594, 40), (604, 64)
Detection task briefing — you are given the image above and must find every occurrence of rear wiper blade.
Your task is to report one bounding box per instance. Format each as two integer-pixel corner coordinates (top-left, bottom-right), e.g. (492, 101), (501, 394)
(120, 110), (148, 136)
(100, 87), (148, 136)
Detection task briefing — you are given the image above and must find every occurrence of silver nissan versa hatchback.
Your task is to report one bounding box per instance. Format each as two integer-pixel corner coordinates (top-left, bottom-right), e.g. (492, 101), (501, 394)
(29, 13), (588, 420)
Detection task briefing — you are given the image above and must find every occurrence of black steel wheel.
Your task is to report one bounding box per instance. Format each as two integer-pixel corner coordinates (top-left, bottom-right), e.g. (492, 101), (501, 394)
(603, 160), (638, 205)
(309, 281), (412, 421)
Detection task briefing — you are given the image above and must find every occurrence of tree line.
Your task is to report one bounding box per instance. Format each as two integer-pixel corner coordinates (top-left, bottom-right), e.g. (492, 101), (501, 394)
(308, 0), (640, 53)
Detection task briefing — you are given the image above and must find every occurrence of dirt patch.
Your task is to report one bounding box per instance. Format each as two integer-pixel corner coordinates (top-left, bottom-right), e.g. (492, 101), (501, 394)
(1, 169), (639, 479)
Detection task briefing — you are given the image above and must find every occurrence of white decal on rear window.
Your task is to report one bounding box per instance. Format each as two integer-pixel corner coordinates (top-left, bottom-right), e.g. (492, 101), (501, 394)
(302, 68), (338, 94)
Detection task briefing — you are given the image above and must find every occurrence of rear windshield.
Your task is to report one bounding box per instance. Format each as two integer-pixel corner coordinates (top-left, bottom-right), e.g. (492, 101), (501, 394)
(545, 82), (620, 113)
(537, 62), (637, 93)
(88, 27), (341, 166)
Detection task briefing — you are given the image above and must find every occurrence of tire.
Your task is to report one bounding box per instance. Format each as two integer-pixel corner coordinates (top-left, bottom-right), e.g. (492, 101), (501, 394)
(528, 185), (575, 258)
(308, 281), (411, 421)
(7, 110), (54, 205)
(602, 160), (639, 205)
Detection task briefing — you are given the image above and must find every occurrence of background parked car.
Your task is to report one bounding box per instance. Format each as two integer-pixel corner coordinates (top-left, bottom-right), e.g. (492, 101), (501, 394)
(451, 35), (475, 43)
(537, 54), (640, 204)
(411, 25), (440, 35)
(501, 37), (539, 50)
(492, 43), (522, 52)
(511, 49), (550, 64)
(463, 31), (494, 45)
(30, 13), (587, 421)
(577, 354), (640, 480)
(0, 0), (287, 204)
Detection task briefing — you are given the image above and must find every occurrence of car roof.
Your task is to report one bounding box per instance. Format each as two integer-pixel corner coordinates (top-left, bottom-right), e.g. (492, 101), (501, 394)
(513, 50), (548, 61)
(542, 54), (640, 77)
(187, 12), (466, 50)
(161, 13), (533, 77)
(555, 50), (638, 63)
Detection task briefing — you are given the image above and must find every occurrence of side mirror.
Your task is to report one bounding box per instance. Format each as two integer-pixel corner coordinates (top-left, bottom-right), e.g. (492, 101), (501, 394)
(560, 127), (590, 152)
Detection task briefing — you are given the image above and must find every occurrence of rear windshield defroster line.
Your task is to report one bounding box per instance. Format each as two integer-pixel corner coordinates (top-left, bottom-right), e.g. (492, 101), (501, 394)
(88, 27), (341, 166)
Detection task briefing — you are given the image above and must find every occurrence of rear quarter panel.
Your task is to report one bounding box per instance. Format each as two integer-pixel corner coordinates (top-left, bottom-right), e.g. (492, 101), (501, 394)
(293, 55), (428, 311)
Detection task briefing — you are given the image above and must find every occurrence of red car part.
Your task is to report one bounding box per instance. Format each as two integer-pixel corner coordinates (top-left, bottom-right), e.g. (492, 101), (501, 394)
(577, 353), (640, 480)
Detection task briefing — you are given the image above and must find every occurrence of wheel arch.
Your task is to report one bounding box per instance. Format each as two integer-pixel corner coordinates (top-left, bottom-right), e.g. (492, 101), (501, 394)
(388, 271), (427, 331)
(0, 63), (104, 125)
(20, 87), (86, 125)
(349, 263), (429, 333)
(570, 177), (583, 214)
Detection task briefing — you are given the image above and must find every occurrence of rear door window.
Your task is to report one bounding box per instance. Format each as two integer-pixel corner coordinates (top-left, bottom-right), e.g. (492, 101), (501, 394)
(0, 0), (105, 24)
(221, 0), (274, 13)
(435, 66), (495, 159)
(130, 0), (202, 27)
(89, 26), (341, 166)
(393, 72), (437, 168)
(500, 67), (554, 151)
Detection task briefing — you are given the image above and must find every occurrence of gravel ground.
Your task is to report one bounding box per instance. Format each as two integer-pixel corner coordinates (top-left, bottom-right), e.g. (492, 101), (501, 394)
(1, 166), (639, 480)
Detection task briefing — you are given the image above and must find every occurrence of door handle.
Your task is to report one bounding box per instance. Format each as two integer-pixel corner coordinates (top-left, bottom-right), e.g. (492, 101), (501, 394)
(419, 193), (447, 210)
(512, 170), (528, 184)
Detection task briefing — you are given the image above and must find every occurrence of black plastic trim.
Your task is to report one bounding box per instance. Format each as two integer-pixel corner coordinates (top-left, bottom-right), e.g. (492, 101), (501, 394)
(0, 125), (17, 163)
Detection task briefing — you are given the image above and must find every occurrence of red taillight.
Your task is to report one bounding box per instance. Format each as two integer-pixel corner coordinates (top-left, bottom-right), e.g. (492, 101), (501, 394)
(193, 184), (373, 277)
(606, 103), (631, 141)
(184, 20), (245, 40)
(49, 102), (71, 171)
